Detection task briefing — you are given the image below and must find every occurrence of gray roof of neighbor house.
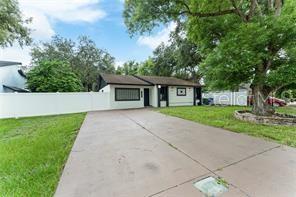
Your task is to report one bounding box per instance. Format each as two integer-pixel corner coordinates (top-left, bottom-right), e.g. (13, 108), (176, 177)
(100, 73), (152, 86)
(2, 85), (29, 92)
(0, 61), (22, 67)
(135, 75), (201, 87)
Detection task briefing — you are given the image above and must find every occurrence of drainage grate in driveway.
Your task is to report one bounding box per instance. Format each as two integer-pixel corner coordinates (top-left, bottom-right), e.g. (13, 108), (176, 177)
(193, 176), (228, 196)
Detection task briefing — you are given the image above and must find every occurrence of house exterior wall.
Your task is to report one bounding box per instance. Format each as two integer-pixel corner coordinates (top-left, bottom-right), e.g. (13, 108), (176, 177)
(168, 86), (194, 106)
(0, 65), (26, 92)
(108, 84), (149, 109)
(100, 84), (160, 108)
(100, 85), (110, 93)
(151, 85), (158, 107)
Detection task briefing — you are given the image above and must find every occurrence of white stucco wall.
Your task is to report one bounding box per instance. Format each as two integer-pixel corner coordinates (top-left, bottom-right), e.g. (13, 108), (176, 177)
(100, 85), (110, 93)
(151, 85), (158, 107)
(168, 86), (194, 106)
(0, 65), (26, 92)
(109, 84), (150, 109)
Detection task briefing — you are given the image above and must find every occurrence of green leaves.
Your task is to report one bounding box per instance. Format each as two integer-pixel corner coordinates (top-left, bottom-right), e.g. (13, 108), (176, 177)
(116, 60), (140, 75)
(31, 36), (116, 91)
(123, 0), (295, 114)
(0, 0), (31, 47)
(192, 2), (296, 92)
(26, 61), (83, 92)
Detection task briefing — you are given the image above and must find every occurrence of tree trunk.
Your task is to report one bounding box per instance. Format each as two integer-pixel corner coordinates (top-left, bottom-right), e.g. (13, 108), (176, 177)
(252, 85), (275, 116)
(268, 0), (274, 9)
(275, 0), (282, 16)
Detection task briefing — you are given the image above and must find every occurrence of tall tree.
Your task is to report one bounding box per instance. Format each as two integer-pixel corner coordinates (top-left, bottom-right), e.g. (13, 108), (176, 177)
(124, 0), (296, 116)
(31, 36), (75, 65)
(31, 36), (116, 91)
(0, 0), (31, 47)
(117, 60), (139, 75)
(140, 23), (202, 81)
(73, 36), (115, 91)
(27, 61), (82, 92)
(170, 23), (202, 81)
(138, 57), (155, 75)
(152, 43), (177, 76)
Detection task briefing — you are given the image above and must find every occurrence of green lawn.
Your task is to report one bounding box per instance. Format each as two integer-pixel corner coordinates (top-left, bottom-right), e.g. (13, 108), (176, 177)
(0, 113), (85, 196)
(159, 106), (296, 148)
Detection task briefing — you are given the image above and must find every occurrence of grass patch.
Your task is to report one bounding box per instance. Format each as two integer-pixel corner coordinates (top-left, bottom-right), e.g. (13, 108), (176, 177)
(159, 106), (296, 148)
(0, 113), (85, 196)
(277, 106), (296, 115)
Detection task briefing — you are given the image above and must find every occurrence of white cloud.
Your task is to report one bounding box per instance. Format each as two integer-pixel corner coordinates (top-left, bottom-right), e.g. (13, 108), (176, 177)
(19, 0), (106, 23)
(115, 60), (124, 68)
(0, 46), (32, 66)
(24, 10), (55, 41)
(0, 0), (106, 66)
(137, 22), (177, 50)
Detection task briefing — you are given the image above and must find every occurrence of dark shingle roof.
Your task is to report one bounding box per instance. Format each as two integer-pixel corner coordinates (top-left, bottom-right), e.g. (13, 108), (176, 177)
(135, 75), (201, 87)
(0, 61), (21, 67)
(100, 73), (152, 86)
(100, 74), (201, 87)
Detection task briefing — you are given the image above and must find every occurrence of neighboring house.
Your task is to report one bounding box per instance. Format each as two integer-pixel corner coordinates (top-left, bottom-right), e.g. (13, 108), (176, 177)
(202, 84), (250, 106)
(0, 61), (28, 93)
(98, 73), (202, 109)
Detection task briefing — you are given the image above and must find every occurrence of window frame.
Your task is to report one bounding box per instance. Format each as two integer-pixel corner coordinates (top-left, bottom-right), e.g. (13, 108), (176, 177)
(115, 88), (140, 101)
(177, 87), (187, 96)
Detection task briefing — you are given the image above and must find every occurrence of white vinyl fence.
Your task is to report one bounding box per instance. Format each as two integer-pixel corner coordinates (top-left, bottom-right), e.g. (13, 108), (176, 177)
(203, 90), (248, 106)
(0, 92), (111, 119)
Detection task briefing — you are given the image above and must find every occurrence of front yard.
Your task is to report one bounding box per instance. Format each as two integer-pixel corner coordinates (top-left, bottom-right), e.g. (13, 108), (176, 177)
(160, 106), (296, 148)
(0, 113), (85, 196)
(0, 106), (295, 196)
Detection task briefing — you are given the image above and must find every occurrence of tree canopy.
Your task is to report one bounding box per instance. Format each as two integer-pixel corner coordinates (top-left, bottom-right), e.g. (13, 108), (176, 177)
(0, 0), (31, 47)
(26, 61), (82, 92)
(117, 23), (202, 82)
(116, 60), (139, 75)
(124, 0), (296, 116)
(31, 36), (116, 91)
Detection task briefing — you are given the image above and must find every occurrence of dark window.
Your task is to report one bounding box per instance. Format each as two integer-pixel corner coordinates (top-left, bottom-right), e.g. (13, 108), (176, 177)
(160, 87), (167, 101)
(177, 88), (186, 96)
(115, 88), (140, 101)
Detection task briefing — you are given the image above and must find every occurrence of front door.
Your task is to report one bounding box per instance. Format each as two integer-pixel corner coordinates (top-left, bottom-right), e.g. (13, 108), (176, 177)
(144, 88), (150, 106)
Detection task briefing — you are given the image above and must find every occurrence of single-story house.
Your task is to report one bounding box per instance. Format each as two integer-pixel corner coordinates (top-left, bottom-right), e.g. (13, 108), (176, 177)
(98, 73), (202, 108)
(0, 61), (28, 93)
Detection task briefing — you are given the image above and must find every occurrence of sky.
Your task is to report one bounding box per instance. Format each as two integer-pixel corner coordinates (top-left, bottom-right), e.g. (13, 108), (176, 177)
(0, 0), (175, 67)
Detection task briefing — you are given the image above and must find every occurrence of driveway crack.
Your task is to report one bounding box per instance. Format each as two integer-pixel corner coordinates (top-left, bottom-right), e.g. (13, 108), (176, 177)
(148, 172), (211, 197)
(214, 145), (281, 172)
(123, 113), (253, 196)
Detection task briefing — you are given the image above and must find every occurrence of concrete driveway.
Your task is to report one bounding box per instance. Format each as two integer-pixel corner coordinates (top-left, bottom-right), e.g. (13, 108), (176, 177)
(55, 109), (296, 197)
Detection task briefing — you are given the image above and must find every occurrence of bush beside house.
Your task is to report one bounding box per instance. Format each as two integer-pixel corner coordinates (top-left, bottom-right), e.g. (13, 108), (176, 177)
(27, 61), (82, 92)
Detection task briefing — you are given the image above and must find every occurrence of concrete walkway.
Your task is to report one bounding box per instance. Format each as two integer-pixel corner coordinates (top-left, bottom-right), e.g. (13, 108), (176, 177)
(55, 109), (296, 197)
